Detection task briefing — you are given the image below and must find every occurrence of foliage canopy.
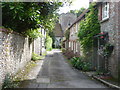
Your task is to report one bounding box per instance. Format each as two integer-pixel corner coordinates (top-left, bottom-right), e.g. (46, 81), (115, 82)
(70, 7), (86, 17)
(2, 2), (62, 38)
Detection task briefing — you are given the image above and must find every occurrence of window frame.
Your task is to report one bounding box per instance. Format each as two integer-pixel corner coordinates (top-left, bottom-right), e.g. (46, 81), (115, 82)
(102, 2), (110, 21)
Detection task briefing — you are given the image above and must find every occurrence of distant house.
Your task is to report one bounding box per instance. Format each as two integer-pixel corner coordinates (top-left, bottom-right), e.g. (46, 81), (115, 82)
(59, 13), (77, 33)
(64, 9), (89, 57)
(53, 22), (63, 48)
(53, 13), (77, 48)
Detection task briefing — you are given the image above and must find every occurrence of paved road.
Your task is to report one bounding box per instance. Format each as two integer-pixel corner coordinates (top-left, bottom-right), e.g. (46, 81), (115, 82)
(20, 49), (109, 88)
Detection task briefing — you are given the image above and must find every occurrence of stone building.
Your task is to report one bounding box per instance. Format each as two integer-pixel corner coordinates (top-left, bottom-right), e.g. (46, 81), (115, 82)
(53, 22), (63, 48)
(96, 1), (120, 79)
(64, 10), (89, 57)
(59, 13), (77, 33)
(64, 1), (120, 79)
(53, 13), (76, 48)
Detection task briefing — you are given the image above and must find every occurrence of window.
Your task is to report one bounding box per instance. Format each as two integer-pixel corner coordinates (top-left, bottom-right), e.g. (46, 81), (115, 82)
(69, 42), (71, 48)
(76, 43), (78, 52)
(102, 2), (109, 20)
(72, 42), (73, 50)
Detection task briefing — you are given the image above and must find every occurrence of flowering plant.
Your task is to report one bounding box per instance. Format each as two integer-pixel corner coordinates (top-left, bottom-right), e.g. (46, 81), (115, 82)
(98, 32), (106, 39)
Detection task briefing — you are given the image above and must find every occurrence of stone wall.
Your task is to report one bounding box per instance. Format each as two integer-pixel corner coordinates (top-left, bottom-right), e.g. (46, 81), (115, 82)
(0, 31), (32, 88)
(32, 28), (46, 55)
(99, 2), (120, 78)
(33, 37), (41, 55)
(118, 2), (120, 82)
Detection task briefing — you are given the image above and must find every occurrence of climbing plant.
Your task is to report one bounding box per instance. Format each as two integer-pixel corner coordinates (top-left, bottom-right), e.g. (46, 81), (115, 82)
(65, 29), (70, 40)
(78, 3), (100, 52)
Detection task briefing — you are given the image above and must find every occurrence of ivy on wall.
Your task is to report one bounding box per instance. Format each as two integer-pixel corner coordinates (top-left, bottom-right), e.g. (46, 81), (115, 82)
(78, 3), (100, 52)
(65, 29), (70, 40)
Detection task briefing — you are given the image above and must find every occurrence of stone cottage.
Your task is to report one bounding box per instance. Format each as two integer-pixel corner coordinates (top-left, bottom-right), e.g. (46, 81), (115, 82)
(59, 13), (77, 33)
(64, 9), (89, 57)
(64, 1), (120, 79)
(54, 13), (77, 48)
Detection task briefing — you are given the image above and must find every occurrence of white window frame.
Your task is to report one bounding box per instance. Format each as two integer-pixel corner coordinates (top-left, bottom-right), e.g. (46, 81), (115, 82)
(74, 42), (76, 53)
(69, 42), (71, 48)
(76, 43), (78, 52)
(102, 2), (109, 20)
(72, 42), (73, 50)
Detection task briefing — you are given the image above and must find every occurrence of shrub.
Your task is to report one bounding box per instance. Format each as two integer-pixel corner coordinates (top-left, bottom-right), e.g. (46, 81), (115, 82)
(31, 53), (44, 61)
(45, 35), (53, 51)
(75, 57), (84, 70)
(70, 57), (91, 71)
(61, 48), (66, 54)
(82, 62), (91, 71)
(70, 57), (79, 67)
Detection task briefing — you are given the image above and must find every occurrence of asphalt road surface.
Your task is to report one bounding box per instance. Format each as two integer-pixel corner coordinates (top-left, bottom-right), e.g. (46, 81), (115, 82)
(20, 49), (110, 88)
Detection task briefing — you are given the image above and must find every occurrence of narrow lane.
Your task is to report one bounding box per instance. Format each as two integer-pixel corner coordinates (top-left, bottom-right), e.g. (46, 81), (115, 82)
(22, 49), (109, 88)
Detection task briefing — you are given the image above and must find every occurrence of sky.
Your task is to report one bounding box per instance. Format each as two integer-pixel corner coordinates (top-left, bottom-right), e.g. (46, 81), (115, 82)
(58, 0), (89, 14)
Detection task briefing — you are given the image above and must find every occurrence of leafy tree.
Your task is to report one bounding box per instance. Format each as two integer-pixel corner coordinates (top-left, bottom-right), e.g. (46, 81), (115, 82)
(45, 35), (53, 51)
(2, 2), (62, 36)
(70, 7), (86, 17)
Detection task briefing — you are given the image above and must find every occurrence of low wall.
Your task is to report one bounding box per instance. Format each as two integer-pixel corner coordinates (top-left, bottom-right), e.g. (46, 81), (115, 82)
(0, 31), (32, 88)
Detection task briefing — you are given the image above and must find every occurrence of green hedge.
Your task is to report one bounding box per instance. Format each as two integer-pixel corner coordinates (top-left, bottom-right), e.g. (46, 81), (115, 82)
(31, 53), (44, 61)
(45, 35), (53, 51)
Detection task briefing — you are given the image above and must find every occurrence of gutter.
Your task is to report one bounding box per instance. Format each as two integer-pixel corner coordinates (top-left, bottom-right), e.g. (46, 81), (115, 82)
(92, 75), (120, 89)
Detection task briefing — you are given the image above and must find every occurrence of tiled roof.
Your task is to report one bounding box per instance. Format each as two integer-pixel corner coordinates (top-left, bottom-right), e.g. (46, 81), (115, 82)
(53, 23), (64, 37)
(68, 9), (90, 30)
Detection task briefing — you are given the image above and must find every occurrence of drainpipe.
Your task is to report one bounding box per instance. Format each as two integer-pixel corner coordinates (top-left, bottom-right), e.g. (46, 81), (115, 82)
(97, 37), (100, 71)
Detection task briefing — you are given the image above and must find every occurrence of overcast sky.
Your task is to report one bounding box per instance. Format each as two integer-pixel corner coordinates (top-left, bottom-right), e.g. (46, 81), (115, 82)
(58, 0), (89, 14)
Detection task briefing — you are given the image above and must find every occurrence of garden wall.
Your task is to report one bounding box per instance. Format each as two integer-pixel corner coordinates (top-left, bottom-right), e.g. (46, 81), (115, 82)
(33, 37), (42, 55)
(0, 31), (32, 89)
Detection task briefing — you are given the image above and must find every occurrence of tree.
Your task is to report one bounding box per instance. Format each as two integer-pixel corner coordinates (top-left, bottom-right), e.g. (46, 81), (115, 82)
(70, 7), (86, 17)
(45, 35), (53, 51)
(2, 2), (62, 35)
